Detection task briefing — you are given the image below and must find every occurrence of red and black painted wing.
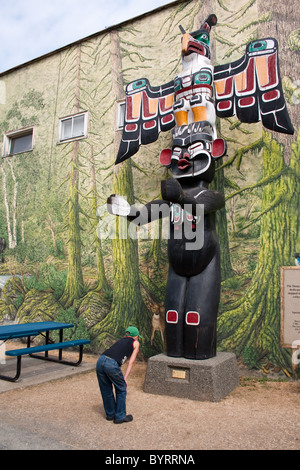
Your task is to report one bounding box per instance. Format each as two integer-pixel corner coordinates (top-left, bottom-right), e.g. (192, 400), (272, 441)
(214, 38), (294, 135)
(115, 78), (175, 164)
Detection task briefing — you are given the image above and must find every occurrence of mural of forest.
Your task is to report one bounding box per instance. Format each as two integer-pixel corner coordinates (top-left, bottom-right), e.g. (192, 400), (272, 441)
(0, 0), (299, 374)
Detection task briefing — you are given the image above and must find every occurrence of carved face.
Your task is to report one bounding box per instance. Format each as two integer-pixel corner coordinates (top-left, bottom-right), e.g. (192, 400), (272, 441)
(181, 31), (211, 59)
(171, 141), (215, 182)
(159, 123), (226, 182)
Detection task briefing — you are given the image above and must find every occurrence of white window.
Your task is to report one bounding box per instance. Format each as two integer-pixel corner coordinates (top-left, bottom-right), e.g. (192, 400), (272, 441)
(59, 112), (88, 143)
(3, 128), (33, 157)
(116, 101), (125, 130)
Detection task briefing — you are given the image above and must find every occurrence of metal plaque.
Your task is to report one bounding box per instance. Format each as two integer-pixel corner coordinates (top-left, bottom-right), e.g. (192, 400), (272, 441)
(171, 369), (186, 379)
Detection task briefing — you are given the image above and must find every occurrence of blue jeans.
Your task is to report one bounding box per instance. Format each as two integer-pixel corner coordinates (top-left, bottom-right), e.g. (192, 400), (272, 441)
(96, 355), (127, 421)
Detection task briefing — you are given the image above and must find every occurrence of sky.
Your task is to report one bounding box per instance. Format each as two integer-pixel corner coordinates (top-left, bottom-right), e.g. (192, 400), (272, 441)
(0, 0), (172, 74)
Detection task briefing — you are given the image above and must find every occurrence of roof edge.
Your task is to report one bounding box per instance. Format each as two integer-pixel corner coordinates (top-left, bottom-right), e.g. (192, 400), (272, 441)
(0, 0), (188, 78)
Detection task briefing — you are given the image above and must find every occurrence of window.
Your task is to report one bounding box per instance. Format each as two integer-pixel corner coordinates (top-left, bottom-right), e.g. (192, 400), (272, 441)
(3, 128), (33, 157)
(59, 112), (88, 142)
(116, 101), (125, 130)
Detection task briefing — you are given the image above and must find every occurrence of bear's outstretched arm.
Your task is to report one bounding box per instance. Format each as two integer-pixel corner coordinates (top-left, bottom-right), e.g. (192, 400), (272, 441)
(161, 178), (224, 215)
(107, 194), (170, 225)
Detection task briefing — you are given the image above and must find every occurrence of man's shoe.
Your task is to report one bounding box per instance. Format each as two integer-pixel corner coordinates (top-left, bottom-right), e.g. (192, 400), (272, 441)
(114, 414), (133, 424)
(106, 415), (115, 421)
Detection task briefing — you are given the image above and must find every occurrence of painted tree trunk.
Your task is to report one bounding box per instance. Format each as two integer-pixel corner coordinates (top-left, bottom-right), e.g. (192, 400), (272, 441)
(213, 158), (234, 280)
(60, 140), (84, 307)
(60, 45), (84, 308)
(90, 146), (109, 292)
(93, 31), (148, 346)
(147, 217), (163, 268)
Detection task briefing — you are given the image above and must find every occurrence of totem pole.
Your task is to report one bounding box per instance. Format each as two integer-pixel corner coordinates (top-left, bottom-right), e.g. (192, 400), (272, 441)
(108, 14), (293, 359)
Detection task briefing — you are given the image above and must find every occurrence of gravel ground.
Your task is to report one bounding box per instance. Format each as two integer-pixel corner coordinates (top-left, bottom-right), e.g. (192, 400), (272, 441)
(0, 351), (299, 451)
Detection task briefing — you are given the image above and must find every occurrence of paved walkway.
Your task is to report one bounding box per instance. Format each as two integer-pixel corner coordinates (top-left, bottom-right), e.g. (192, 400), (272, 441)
(0, 355), (95, 394)
(0, 351), (299, 451)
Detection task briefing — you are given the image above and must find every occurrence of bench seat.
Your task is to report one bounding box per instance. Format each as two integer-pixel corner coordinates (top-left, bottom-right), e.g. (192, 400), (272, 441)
(6, 339), (90, 356)
(1, 338), (90, 382)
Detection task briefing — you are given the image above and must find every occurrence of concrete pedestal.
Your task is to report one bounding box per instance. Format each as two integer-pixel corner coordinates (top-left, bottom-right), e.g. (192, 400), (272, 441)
(143, 352), (239, 402)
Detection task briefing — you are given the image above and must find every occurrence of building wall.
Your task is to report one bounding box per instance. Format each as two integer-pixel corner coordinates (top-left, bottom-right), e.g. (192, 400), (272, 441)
(0, 0), (299, 371)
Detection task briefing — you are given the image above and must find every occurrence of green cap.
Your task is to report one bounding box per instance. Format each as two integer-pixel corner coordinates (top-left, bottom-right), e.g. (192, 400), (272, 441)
(125, 326), (141, 338)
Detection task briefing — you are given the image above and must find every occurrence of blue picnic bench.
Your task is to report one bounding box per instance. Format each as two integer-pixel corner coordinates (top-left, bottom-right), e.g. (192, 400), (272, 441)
(0, 322), (90, 382)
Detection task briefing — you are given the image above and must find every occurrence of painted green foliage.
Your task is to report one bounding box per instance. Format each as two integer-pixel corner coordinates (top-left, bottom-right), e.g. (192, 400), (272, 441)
(0, 0), (299, 372)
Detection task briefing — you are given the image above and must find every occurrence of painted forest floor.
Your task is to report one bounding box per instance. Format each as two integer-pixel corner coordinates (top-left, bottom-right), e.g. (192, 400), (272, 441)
(0, 346), (299, 451)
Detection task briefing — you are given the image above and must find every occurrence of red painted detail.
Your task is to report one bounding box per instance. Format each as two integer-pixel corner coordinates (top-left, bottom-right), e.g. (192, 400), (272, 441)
(264, 52), (278, 89)
(126, 95), (137, 121)
(217, 100), (232, 111)
(237, 58), (255, 94)
(212, 138), (226, 159)
(161, 114), (174, 124)
(160, 148), (172, 166)
(143, 120), (156, 129)
(175, 83), (211, 98)
(166, 310), (178, 324)
(142, 91), (157, 118)
(186, 311), (200, 326)
(238, 96), (255, 107)
(159, 97), (174, 114)
(263, 89), (279, 101)
(215, 77), (233, 98)
(125, 124), (138, 132)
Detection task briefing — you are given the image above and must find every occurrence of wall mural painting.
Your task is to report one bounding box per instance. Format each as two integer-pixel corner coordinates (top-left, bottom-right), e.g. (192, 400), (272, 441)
(109, 14), (294, 360)
(0, 0), (299, 374)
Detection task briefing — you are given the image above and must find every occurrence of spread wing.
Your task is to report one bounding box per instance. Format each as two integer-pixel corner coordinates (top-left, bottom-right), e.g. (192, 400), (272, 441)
(115, 78), (175, 164)
(214, 38), (294, 135)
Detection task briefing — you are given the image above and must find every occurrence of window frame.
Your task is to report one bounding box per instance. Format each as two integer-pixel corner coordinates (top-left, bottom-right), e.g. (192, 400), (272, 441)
(2, 127), (34, 157)
(116, 100), (125, 130)
(58, 111), (89, 143)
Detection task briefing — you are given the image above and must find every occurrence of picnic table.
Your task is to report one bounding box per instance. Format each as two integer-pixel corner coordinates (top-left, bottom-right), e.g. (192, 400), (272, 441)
(0, 321), (90, 382)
